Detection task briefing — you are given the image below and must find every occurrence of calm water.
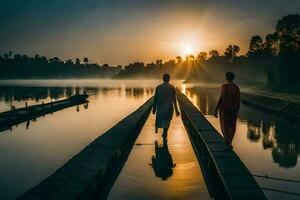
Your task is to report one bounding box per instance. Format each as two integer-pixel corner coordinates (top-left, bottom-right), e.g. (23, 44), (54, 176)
(108, 112), (210, 200)
(183, 86), (300, 200)
(0, 80), (299, 199)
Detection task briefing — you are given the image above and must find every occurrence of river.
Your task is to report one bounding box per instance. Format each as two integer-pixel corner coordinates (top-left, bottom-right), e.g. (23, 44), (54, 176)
(0, 79), (299, 200)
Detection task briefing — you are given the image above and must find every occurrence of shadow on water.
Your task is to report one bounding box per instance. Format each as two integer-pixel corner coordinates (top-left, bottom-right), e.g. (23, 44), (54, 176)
(150, 139), (176, 181)
(185, 87), (300, 168)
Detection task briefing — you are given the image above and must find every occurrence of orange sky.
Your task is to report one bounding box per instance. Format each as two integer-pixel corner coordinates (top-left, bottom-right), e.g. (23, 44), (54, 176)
(0, 0), (299, 65)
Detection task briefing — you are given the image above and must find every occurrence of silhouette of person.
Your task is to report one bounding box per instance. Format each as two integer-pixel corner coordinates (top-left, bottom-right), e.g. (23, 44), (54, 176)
(150, 139), (176, 180)
(153, 74), (180, 138)
(214, 72), (240, 149)
(26, 120), (30, 130)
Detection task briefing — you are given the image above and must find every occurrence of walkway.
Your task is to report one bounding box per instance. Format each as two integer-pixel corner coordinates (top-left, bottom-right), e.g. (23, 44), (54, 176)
(177, 90), (267, 200)
(18, 98), (153, 200)
(107, 113), (210, 200)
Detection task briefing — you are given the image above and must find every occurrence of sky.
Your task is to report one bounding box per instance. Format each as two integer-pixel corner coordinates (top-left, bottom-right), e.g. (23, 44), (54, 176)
(0, 0), (300, 65)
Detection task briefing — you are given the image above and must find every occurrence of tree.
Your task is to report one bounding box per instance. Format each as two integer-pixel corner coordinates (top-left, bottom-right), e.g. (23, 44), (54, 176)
(116, 65), (123, 70)
(83, 57), (89, 65)
(176, 56), (182, 64)
(65, 59), (74, 65)
(275, 14), (300, 84)
(276, 14), (300, 50)
(188, 54), (195, 60)
(34, 54), (40, 60)
(3, 53), (9, 59)
(248, 35), (263, 57)
(8, 51), (13, 58)
(224, 45), (240, 60)
(197, 52), (207, 61)
(264, 33), (279, 56)
(155, 59), (163, 68)
(209, 50), (219, 58)
(0, 53), (120, 79)
(75, 58), (81, 65)
(13, 54), (22, 60)
(49, 57), (61, 64)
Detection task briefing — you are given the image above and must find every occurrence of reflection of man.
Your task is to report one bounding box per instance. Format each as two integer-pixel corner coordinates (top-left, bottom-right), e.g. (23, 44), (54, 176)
(152, 74), (180, 138)
(150, 139), (176, 180)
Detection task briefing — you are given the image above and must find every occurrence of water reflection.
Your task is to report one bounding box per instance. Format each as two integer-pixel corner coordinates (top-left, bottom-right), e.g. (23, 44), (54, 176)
(184, 88), (219, 115)
(125, 87), (154, 98)
(0, 80), (158, 200)
(150, 139), (176, 180)
(184, 87), (300, 168)
(0, 86), (83, 103)
(244, 115), (300, 168)
(1, 102), (89, 133)
(0, 84), (154, 134)
(108, 110), (210, 200)
(0, 86), (154, 111)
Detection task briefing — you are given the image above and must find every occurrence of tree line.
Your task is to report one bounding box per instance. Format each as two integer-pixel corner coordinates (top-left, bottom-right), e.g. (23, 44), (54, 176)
(1, 14), (299, 91)
(114, 14), (300, 90)
(0, 53), (122, 79)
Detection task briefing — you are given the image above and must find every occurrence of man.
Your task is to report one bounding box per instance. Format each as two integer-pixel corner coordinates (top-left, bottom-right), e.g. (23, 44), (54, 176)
(214, 72), (240, 149)
(153, 74), (180, 138)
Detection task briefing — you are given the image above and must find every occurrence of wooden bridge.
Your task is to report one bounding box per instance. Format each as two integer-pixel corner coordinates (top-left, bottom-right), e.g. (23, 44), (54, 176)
(18, 92), (266, 200)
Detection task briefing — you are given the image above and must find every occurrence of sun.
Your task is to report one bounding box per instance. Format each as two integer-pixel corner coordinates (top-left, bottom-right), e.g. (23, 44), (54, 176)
(182, 44), (194, 56)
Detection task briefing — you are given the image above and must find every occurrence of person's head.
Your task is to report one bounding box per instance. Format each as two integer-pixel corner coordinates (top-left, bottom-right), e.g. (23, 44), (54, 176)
(225, 72), (235, 82)
(163, 73), (170, 83)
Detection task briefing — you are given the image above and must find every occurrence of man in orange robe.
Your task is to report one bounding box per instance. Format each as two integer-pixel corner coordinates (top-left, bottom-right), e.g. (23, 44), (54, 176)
(214, 72), (240, 149)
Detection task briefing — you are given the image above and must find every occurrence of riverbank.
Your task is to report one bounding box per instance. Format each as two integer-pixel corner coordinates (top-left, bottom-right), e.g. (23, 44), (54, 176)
(240, 84), (300, 123)
(242, 93), (300, 123)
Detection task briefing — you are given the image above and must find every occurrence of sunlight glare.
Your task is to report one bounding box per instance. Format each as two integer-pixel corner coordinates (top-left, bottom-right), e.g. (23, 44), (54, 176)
(183, 44), (194, 56)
